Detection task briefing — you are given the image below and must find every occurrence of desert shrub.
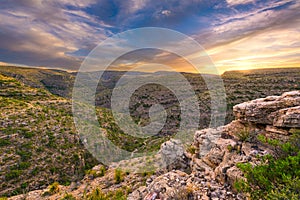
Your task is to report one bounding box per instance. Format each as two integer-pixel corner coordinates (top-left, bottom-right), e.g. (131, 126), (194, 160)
(86, 188), (128, 200)
(16, 150), (32, 161)
(5, 170), (22, 180)
(86, 188), (106, 200)
(50, 167), (58, 174)
(186, 144), (196, 154)
(235, 129), (300, 199)
(106, 189), (128, 200)
(141, 170), (155, 177)
(49, 182), (60, 194)
(21, 182), (28, 189)
(59, 175), (71, 186)
(18, 162), (31, 170)
(0, 138), (11, 147)
(99, 165), (106, 176)
(114, 168), (124, 184)
(235, 128), (251, 142)
(61, 193), (76, 200)
(31, 167), (39, 175)
(20, 131), (35, 138)
(227, 144), (234, 152)
(85, 167), (105, 179)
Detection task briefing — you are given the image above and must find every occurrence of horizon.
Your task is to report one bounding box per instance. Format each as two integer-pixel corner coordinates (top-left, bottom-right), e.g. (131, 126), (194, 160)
(0, 1), (300, 73)
(0, 63), (299, 76)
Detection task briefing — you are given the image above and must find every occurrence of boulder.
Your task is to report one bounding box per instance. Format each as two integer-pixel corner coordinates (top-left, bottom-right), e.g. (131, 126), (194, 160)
(160, 139), (191, 173)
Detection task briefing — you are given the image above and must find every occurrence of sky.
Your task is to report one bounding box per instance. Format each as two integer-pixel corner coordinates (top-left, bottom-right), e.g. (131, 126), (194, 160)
(0, 0), (299, 74)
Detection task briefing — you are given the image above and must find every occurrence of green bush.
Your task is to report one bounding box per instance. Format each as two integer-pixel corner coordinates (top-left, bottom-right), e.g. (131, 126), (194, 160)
(235, 128), (251, 142)
(114, 168), (124, 184)
(16, 150), (32, 161)
(0, 138), (11, 147)
(186, 144), (196, 154)
(87, 188), (106, 200)
(21, 182), (28, 189)
(21, 131), (35, 138)
(106, 189), (127, 200)
(99, 166), (106, 176)
(86, 188), (128, 200)
(61, 193), (76, 200)
(49, 182), (60, 194)
(85, 166), (106, 179)
(5, 170), (22, 180)
(18, 162), (31, 170)
(235, 129), (300, 199)
(31, 167), (39, 175)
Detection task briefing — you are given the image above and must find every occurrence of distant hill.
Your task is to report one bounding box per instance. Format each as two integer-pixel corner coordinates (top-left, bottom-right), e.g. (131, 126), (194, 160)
(1, 65), (299, 125)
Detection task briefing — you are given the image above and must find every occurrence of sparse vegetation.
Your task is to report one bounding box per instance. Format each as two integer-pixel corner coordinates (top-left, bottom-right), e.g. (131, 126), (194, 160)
(0, 74), (98, 196)
(186, 144), (197, 154)
(99, 165), (106, 176)
(5, 170), (22, 181)
(86, 187), (128, 200)
(0, 139), (11, 147)
(85, 166), (106, 179)
(114, 168), (124, 184)
(235, 128), (251, 142)
(49, 182), (60, 194)
(227, 144), (233, 152)
(61, 193), (76, 200)
(86, 188), (106, 200)
(235, 129), (300, 199)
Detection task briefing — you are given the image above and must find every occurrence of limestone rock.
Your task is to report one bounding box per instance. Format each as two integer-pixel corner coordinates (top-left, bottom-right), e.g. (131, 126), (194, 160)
(202, 147), (224, 169)
(233, 91), (300, 126)
(272, 106), (300, 128)
(194, 127), (224, 158)
(265, 125), (289, 135)
(160, 139), (191, 173)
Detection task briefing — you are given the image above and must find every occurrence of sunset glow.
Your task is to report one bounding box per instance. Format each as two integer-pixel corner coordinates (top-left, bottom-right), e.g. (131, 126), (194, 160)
(0, 0), (299, 73)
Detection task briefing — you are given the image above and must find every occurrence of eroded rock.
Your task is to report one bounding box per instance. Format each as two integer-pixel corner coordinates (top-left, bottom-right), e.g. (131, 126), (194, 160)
(160, 139), (191, 173)
(233, 91), (300, 126)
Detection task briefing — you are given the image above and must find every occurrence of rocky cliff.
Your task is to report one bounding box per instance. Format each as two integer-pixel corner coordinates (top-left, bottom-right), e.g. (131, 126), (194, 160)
(129, 91), (300, 200)
(8, 91), (300, 200)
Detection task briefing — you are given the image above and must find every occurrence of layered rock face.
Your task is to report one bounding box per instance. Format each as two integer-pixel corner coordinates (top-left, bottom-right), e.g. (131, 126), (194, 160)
(130, 91), (300, 200)
(233, 91), (300, 128)
(232, 91), (300, 141)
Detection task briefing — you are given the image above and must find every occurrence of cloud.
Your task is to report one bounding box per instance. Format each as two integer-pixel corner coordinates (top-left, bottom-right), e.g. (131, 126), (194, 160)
(161, 10), (172, 16)
(185, 0), (300, 73)
(226, 0), (256, 6)
(0, 0), (299, 73)
(206, 19), (300, 73)
(0, 0), (108, 69)
(194, 0), (300, 48)
(127, 0), (149, 13)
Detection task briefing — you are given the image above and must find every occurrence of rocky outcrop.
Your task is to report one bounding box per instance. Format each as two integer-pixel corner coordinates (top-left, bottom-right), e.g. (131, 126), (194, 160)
(233, 91), (300, 127)
(131, 91), (300, 200)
